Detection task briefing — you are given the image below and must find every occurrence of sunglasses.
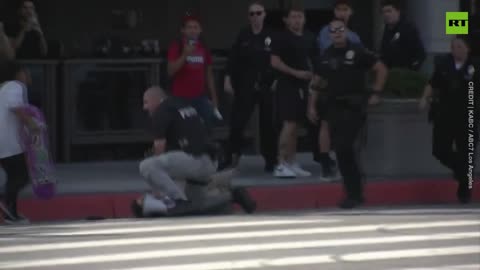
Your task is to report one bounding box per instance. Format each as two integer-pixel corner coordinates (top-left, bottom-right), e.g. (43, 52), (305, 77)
(249, 11), (264, 17)
(329, 27), (346, 33)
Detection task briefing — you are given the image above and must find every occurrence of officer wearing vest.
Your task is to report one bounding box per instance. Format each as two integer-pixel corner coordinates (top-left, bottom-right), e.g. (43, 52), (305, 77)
(220, 2), (277, 172)
(420, 37), (479, 204)
(133, 87), (256, 217)
(308, 19), (388, 209)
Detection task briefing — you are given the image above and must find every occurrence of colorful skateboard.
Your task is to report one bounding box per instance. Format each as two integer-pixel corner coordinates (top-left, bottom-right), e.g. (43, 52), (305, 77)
(17, 105), (56, 199)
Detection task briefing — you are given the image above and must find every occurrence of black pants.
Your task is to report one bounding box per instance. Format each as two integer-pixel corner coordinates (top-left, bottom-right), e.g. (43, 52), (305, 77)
(309, 122), (323, 161)
(328, 103), (367, 201)
(227, 89), (278, 165)
(311, 97), (329, 161)
(432, 116), (476, 188)
(0, 153), (29, 217)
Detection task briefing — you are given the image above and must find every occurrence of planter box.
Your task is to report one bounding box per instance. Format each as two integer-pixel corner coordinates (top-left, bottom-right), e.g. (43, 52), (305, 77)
(360, 99), (479, 178)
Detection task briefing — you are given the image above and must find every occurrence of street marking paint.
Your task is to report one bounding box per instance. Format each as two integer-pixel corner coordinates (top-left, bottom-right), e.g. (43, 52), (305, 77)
(0, 233), (478, 269)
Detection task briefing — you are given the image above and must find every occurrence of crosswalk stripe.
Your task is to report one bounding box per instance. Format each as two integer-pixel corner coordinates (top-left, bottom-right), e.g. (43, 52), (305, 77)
(341, 246), (480, 261)
(115, 255), (335, 270)
(112, 256), (336, 270)
(26, 219), (338, 236)
(384, 220), (480, 230)
(1, 220), (479, 254)
(24, 219), (480, 238)
(108, 246), (480, 270)
(389, 265), (480, 270)
(317, 208), (480, 215)
(18, 217), (320, 230)
(0, 232), (478, 269)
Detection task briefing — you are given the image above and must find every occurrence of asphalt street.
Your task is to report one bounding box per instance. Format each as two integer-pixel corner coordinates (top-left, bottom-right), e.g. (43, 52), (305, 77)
(0, 205), (479, 270)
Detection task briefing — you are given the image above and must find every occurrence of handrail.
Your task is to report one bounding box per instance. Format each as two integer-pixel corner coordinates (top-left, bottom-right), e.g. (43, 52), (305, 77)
(61, 56), (228, 64)
(17, 60), (61, 65)
(63, 58), (165, 64)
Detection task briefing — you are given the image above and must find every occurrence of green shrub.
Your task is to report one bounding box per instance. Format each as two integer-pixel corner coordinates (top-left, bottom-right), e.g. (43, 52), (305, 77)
(382, 68), (429, 98)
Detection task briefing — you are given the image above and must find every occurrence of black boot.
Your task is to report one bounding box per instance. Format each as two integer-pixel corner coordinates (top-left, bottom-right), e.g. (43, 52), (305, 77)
(264, 159), (276, 173)
(232, 187), (257, 214)
(457, 183), (472, 204)
(338, 197), (364, 209)
(131, 200), (144, 218)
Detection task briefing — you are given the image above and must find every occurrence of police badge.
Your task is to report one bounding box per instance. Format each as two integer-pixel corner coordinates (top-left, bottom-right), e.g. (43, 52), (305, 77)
(264, 36), (272, 51)
(392, 32), (400, 41)
(345, 50), (355, 65)
(346, 50), (355, 60)
(465, 65), (475, 80)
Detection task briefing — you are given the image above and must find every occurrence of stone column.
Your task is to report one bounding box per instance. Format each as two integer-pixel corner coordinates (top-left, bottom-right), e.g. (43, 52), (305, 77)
(406, 0), (460, 72)
(372, 0), (384, 51)
(407, 0), (459, 53)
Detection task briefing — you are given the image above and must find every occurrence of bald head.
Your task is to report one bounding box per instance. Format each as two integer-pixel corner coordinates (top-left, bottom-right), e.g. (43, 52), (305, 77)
(143, 86), (167, 115)
(145, 86), (166, 100)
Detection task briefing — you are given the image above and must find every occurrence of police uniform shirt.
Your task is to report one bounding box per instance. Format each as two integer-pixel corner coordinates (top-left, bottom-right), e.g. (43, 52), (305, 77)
(151, 97), (210, 156)
(430, 55), (478, 117)
(226, 27), (274, 90)
(380, 20), (426, 70)
(271, 29), (318, 87)
(315, 43), (378, 98)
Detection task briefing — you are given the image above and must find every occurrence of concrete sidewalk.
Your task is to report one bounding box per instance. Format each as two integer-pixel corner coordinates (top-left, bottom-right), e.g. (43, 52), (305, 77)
(0, 154), (459, 196)
(0, 154), (479, 223)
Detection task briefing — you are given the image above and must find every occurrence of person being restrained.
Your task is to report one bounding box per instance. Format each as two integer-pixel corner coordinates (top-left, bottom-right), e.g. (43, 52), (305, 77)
(132, 86), (256, 217)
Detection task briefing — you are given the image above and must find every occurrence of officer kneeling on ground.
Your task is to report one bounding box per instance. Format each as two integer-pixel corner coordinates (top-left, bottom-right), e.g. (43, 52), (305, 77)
(308, 19), (388, 209)
(131, 86), (256, 217)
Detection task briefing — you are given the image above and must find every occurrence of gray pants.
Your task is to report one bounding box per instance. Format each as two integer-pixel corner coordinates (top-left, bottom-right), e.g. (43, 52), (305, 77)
(139, 151), (217, 200)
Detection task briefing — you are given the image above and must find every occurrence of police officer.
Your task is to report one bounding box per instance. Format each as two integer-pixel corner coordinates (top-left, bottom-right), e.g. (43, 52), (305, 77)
(309, 19), (388, 209)
(132, 87), (256, 217)
(221, 1), (277, 172)
(380, 0), (426, 70)
(419, 37), (478, 204)
(314, 0), (363, 181)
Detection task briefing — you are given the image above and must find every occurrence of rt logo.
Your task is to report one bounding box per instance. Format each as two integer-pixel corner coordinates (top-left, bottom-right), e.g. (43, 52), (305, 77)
(446, 12), (469, 34)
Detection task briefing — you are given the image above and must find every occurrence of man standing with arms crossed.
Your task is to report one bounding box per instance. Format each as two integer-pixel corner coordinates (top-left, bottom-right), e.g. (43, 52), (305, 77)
(167, 14), (221, 128)
(309, 19), (387, 209)
(270, 7), (317, 178)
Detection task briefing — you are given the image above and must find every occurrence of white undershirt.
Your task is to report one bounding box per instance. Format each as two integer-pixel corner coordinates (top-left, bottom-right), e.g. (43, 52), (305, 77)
(455, 62), (464, 70)
(0, 81), (27, 159)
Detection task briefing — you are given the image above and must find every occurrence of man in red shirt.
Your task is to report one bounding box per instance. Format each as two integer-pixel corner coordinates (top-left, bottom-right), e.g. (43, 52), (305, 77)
(167, 14), (220, 127)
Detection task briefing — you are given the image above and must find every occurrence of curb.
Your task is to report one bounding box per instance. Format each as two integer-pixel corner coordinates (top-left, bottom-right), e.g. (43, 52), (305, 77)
(8, 179), (480, 222)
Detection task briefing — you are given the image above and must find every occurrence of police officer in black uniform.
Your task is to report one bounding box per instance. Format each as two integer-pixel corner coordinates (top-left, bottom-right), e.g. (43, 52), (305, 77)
(380, 0), (426, 70)
(420, 37), (478, 204)
(133, 87), (256, 217)
(221, 1), (277, 172)
(309, 19), (388, 209)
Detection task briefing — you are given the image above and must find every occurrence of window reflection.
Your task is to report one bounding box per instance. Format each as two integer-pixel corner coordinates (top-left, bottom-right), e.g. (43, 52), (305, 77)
(72, 63), (151, 132)
(24, 64), (45, 110)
